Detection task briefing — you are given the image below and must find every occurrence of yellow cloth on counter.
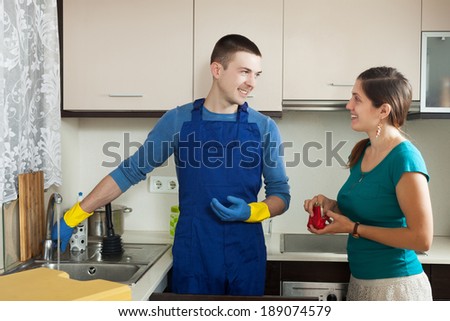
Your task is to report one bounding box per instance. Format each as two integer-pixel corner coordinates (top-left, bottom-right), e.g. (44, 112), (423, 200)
(0, 268), (131, 301)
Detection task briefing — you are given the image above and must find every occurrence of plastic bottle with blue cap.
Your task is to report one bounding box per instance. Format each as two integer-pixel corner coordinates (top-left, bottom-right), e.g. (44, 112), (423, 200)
(69, 192), (88, 252)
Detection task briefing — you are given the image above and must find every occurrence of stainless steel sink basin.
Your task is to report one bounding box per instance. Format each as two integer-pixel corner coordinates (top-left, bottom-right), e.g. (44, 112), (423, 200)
(41, 262), (145, 283)
(5, 242), (171, 285)
(281, 234), (348, 254)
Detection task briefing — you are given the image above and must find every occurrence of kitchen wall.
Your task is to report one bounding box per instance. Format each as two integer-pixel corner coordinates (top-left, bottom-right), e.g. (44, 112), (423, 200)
(58, 110), (450, 236)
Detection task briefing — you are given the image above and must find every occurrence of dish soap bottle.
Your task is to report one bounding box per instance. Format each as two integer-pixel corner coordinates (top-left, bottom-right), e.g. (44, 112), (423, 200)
(169, 205), (179, 241)
(69, 192), (88, 252)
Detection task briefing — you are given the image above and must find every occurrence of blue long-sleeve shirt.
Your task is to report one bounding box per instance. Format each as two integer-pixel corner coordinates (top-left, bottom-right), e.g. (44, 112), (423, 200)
(110, 101), (291, 210)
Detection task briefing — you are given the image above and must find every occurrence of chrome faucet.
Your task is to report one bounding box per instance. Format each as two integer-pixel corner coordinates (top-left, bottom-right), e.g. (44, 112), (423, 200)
(43, 192), (63, 260)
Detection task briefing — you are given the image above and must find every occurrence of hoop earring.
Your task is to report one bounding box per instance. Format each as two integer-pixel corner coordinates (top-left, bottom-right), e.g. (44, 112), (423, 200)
(376, 122), (382, 138)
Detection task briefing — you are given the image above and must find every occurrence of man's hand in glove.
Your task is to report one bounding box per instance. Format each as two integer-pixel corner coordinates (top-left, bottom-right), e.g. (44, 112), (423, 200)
(210, 196), (270, 223)
(51, 202), (93, 252)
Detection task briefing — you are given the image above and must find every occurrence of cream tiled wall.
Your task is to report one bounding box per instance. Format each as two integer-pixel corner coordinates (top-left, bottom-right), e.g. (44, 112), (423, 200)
(57, 110), (450, 236)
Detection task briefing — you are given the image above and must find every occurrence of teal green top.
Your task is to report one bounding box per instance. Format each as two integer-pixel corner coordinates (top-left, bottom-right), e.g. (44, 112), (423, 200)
(337, 141), (429, 279)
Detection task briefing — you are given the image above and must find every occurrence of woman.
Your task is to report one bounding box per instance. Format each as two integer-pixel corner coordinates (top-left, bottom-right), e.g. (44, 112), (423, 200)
(304, 66), (433, 300)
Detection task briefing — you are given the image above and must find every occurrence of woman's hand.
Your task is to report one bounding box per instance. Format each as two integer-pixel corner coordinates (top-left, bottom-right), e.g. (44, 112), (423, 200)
(303, 194), (338, 217)
(308, 209), (354, 235)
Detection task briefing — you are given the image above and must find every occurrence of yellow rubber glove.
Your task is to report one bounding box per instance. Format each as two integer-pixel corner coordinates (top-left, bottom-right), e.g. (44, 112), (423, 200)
(64, 202), (93, 227)
(210, 196), (271, 223)
(245, 202), (271, 223)
(51, 202), (94, 252)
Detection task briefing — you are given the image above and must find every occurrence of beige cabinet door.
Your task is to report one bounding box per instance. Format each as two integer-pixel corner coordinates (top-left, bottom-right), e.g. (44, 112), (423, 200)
(63, 0), (193, 111)
(422, 0), (450, 31)
(420, 32), (450, 112)
(283, 0), (421, 102)
(194, 0), (283, 112)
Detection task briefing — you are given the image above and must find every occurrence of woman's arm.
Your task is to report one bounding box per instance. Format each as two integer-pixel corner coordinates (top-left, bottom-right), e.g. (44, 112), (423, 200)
(356, 172), (433, 252)
(309, 173), (433, 252)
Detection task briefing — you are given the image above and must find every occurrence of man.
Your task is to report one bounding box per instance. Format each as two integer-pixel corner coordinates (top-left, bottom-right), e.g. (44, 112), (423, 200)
(53, 34), (290, 295)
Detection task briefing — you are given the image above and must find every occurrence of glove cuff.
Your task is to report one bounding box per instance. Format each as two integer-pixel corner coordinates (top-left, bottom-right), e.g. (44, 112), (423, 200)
(245, 202), (270, 223)
(64, 202), (93, 227)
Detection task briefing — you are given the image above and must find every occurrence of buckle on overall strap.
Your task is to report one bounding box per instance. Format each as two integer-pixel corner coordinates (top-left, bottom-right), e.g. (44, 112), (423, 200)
(193, 98), (205, 110)
(238, 102), (249, 113)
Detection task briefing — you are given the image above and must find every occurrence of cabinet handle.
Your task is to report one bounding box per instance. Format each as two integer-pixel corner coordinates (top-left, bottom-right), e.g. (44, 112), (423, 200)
(108, 94), (144, 97)
(282, 100), (347, 111)
(327, 83), (353, 87)
(291, 286), (324, 291)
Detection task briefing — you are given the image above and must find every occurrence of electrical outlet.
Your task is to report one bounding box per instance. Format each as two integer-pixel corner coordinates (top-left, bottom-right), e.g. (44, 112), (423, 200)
(149, 176), (178, 194)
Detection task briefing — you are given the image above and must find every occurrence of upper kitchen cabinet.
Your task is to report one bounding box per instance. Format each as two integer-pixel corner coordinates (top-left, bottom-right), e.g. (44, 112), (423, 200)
(422, 0), (450, 31)
(283, 0), (422, 107)
(62, 0), (193, 113)
(420, 32), (450, 112)
(194, 0), (283, 112)
(417, 1), (450, 115)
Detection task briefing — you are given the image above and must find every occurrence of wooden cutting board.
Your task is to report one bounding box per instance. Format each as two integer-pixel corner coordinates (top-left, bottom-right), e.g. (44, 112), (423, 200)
(18, 171), (45, 261)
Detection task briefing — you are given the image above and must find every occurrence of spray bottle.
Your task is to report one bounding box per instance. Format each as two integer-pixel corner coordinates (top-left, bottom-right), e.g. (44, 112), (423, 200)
(69, 192), (88, 252)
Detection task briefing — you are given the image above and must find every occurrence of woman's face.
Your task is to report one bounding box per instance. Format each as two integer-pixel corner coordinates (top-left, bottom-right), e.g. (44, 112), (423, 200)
(346, 79), (380, 135)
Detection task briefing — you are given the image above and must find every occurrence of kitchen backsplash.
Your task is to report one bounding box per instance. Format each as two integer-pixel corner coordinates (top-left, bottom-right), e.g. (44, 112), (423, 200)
(57, 110), (450, 236)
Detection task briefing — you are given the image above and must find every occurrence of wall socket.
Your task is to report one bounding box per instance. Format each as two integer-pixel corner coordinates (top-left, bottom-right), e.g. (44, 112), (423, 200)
(149, 176), (179, 194)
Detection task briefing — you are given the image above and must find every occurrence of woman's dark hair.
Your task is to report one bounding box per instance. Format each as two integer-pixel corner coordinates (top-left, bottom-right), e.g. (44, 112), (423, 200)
(210, 34), (261, 69)
(347, 66), (412, 168)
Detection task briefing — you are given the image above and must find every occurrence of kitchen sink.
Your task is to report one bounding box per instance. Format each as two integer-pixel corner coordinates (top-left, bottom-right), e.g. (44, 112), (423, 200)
(281, 233), (427, 256)
(5, 242), (171, 285)
(281, 233), (347, 254)
(24, 262), (145, 283)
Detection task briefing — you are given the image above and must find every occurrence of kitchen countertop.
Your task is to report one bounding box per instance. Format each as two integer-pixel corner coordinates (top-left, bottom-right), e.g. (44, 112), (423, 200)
(265, 233), (450, 264)
(0, 231), (172, 301)
(122, 231), (450, 300)
(121, 231), (173, 301)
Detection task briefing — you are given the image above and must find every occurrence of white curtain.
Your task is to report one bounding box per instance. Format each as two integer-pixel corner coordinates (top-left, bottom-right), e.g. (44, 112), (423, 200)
(0, 0), (62, 203)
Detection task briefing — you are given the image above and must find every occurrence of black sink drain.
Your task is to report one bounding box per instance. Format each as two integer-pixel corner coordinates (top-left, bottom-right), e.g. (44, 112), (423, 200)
(88, 266), (97, 275)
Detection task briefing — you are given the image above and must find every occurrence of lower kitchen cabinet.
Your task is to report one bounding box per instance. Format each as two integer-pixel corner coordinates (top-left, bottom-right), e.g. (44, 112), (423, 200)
(266, 261), (450, 301)
(424, 264), (450, 300)
(265, 261), (351, 296)
(152, 262), (450, 300)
